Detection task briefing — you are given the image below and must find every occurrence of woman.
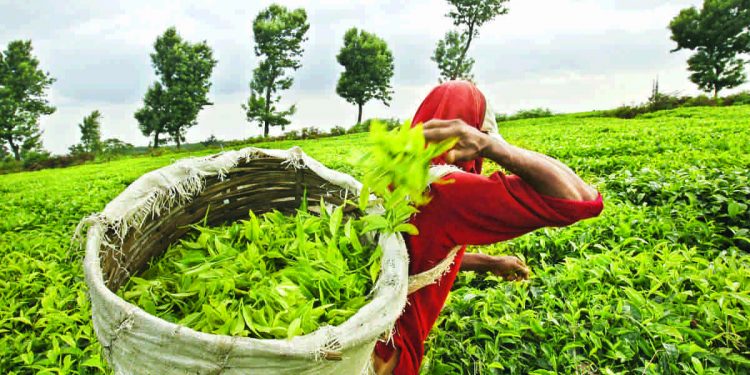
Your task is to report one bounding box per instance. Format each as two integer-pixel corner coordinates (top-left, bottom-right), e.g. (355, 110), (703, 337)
(372, 81), (604, 374)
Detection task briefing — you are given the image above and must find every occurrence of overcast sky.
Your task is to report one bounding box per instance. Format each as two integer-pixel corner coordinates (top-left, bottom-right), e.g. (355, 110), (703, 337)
(3, 0), (742, 154)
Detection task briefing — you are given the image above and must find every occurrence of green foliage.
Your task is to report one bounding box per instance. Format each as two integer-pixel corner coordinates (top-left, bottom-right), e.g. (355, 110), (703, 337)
(347, 117), (401, 134)
(357, 121), (456, 235)
(669, 0), (750, 97)
(1, 105), (749, 373)
(243, 4), (309, 137)
(598, 80), (750, 119)
(446, 0), (510, 31)
(119, 205), (381, 339)
(135, 82), (169, 148)
(432, 31), (475, 83)
(686, 50), (746, 97)
(101, 138), (135, 159)
(135, 27), (217, 149)
(724, 91), (750, 106)
(70, 110), (103, 154)
(118, 119), (444, 341)
(0, 40), (56, 161)
(200, 134), (221, 147)
(601, 92), (749, 119)
(420, 105), (750, 374)
(329, 126), (347, 136)
(300, 126), (322, 139)
(432, 0), (509, 81)
(336, 28), (395, 124)
(496, 108), (554, 122)
(424, 245), (750, 374)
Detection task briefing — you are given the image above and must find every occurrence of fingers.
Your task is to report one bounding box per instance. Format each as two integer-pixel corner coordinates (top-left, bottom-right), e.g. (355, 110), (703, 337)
(423, 119), (466, 129)
(422, 119), (469, 143)
(423, 126), (461, 144)
(499, 256), (530, 282)
(515, 260), (530, 280)
(444, 149), (456, 164)
(514, 259), (530, 280)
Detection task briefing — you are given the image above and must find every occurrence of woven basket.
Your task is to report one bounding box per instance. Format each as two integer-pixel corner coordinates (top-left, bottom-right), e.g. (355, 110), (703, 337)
(80, 147), (409, 374)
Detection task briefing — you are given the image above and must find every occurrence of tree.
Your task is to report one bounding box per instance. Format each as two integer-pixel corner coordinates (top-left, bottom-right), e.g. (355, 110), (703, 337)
(432, 0), (509, 82)
(102, 138), (134, 154)
(76, 110), (102, 153)
(135, 82), (169, 148)
(669, 0), (750, 98)
(243, 4), (309, 137)
(135, 27), (217, 149)
(336, 28), (395, 125)
(0, 40), (55, 161)
(432, 31), (475, 83)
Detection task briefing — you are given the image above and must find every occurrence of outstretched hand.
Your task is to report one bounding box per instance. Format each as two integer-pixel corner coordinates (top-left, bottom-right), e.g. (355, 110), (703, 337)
(422, 119), (491, 163)
(489, 256), (530, 281)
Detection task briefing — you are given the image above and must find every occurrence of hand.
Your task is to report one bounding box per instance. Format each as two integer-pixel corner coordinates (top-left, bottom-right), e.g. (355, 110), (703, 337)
(489, 256), (530, 281)
(423, 119), (491, 163)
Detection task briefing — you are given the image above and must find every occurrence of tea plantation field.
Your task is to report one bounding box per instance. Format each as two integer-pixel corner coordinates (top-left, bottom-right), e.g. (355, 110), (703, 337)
(1, 106), (749, 374)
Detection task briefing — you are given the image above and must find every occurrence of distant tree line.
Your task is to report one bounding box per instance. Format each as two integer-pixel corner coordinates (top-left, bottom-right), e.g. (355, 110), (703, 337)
(1, 0), (748, 170)
(603, 82), (750, 119)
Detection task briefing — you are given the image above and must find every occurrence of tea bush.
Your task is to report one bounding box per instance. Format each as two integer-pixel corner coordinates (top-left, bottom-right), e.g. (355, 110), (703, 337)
(0, 105), (748, 374)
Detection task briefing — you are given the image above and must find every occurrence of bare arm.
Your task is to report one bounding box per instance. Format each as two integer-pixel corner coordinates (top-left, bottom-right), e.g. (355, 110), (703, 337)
(460, 253), (529, 281)
(422, 119), (599, 282)
(423, 119), (598, 201)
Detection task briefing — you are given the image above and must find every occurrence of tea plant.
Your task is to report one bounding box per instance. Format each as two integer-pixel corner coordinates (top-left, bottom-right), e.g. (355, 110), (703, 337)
(119, 204), (381, 339)
(0, 105), (748, 373)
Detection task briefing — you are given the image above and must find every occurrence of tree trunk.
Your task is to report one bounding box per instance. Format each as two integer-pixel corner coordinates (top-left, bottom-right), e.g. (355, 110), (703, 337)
(8, 139), (20, 161)
(357, 103), (363, 125)
(713, 60), (722, 101)
(451, 21), (475, 80)
(264, 80), (273, 138)
(153, 132), (160, 148)
(175, 135), (181, 150)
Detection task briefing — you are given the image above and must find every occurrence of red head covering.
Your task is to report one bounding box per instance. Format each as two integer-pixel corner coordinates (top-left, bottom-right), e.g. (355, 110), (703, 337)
(411, 80), (487, 174)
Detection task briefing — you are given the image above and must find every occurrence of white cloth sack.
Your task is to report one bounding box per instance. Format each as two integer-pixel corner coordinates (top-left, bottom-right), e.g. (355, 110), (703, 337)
(79, 147), (412, 375)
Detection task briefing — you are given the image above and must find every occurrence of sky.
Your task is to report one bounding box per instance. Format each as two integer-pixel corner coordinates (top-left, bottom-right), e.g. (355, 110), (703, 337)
(2, 0), (742, 155)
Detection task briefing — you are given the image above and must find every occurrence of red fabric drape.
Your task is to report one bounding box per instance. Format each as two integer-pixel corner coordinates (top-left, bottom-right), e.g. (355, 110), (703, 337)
(373, 81), (604, 374)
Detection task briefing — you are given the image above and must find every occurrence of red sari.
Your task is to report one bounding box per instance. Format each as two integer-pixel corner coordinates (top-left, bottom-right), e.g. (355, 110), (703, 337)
(373, 81), (604, 374)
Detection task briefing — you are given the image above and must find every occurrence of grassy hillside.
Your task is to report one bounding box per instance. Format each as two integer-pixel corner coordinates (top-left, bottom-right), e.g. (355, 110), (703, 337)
(0, 106), (748, 374)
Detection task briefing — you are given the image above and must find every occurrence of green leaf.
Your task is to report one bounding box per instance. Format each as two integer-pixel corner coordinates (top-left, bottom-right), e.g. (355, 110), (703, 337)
(329, 205), (343, 237)
(394, 223), (419, 235)
(690, 357), (704, 375)
(287, 318), (302, 339)
(369, 258), (381, 283)
(361, 214), (389, 233)
(727, 200), (746, 218)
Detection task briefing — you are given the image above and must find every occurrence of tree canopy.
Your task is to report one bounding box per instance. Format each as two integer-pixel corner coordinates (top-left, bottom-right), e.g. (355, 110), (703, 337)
(135, 82), (169, 148)
(135, 27), (217, 148)
(669, 0), (750, 98)
(70, 110), (103, 154)
(0, 40), (55, 161)
(432, 0), (509, 82)
(244, 4), (310, 138)
(336, 28), (395, 125)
